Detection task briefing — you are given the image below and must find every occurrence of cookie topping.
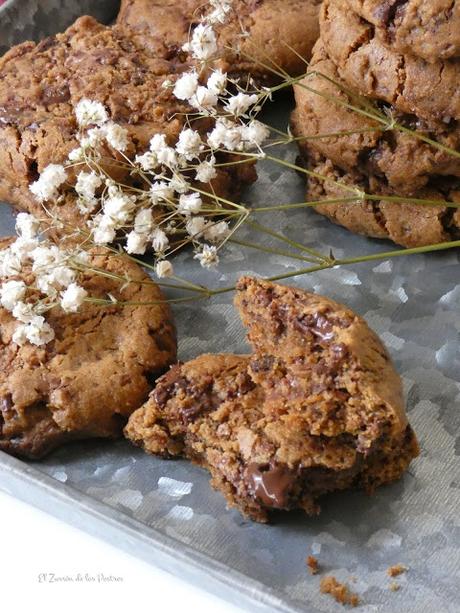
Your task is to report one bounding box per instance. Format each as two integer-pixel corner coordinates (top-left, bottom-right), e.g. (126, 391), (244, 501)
(245, 462), (297, 508)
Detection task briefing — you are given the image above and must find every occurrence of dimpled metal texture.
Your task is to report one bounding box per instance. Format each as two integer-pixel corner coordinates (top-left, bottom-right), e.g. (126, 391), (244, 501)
(0, 2), (459, 612)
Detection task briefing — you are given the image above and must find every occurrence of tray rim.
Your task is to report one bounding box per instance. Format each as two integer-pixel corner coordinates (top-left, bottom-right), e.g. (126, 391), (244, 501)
(0, 451), (309, 613)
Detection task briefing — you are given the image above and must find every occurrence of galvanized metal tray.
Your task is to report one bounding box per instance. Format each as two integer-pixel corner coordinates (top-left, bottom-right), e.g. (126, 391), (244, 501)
(0, 2), (459, 611)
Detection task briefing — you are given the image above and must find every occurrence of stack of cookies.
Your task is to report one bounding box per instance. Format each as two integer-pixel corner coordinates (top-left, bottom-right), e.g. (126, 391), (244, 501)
(292, 0), (460, 248)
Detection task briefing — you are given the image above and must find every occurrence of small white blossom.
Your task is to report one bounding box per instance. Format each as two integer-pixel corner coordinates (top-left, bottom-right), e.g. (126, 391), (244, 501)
(134, 209), (154, 234)
(186, 216), (207, 238)
(150, 181), (174, 205)
(12, 301), (36, 323)
(175, 129), (203, 161)
(60, 283), (88, 313)
(24, 317), (55, 346)
(0, 250), (22, 277)
(207, 118), (243, 151)
(204, 220), (230, 243)
(155, 260), (174, 278)
(75, 99), (109, 128)
(30, 164), (67, 202)
(79, 127), (105, 149)
(103, 191), (136, 225)
(194, 244), (219, 269)
(12, 324), (28, 346)
(189, 86), (218, 111)
(242, 120), (270, 149)
(47, 266), (76, 289)
(178, 193), (203, 215)
(207, 69), (227, 95)
(136, 151), (158, 172)
(31, 245), (63, 272)
(91, 214), (117, 245)
(104, 122), (129, 152)
(67, 147), (85, 162)
(75, 171), (102, 212)
(173, 71), (199, 100)
(225, 93), (259, 117)
(16, 213), (40, 240)
(195, 158), (217, 183)
(126, 231), (149, 255)
(10, 237), (39, 263)
(169, 175), (190, 194)
(206, 0), (232, 24)
(149, 134), (178, 168)
(0, 280), (27, 311)
(183, 24), (218, 60)
(151, 228), (169, 254)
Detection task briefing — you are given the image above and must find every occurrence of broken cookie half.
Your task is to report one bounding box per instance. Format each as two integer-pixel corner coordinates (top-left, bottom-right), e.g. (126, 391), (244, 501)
(125, 276), (419, 522)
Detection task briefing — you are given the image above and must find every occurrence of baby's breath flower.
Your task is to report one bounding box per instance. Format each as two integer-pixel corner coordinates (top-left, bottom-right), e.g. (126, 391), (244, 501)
(225, 93), (259, 117)
(175, 128), (204, 161)
(173, 71), (199, 101)
(194, 244), (219, 269)
(22, 317), (55, 346)
(204, 220), (230, 243)
(169, 175), (190, 195)
(207, 118), (243, 151)
(134, 209), (154, 235)
(12, 301), (36, 323)
(0, 250), (22, 277)
(10, 237), (39, 263)
(75, 171), (102, 212)
(183, 23), (218, 60)
(79, 127), (105, 149)
(30, 164), (67, 202)
(67, 147), (85, 162)
(75, 99), (109, 128)
(155, 260), (174, 278)
(135, 151), (158, 172)
(206, 0), (232, 24)
(195, 158), (217, 183)
(178, 193), (203, 215)
(189, 86), (218, 112)
(92, 215), (117, 245)
(126, 231), (149, 255)
(150, 181), (174, 205)
(242, 120), (270, 149)
(186, 216), (207, 239)
(16, 213), (40, 240)
(151, 228), (169, 254)
(103, 191), (136, 225)
(104, 122), (130, 152)
(31, 245), (63, 271)
(207, 69), (228, 95)
(0, 280), (27, 311)
(60, 283), (88, 313)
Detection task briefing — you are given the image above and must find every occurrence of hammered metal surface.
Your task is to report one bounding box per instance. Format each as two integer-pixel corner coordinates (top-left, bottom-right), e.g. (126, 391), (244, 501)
(0, 3), (459, 612)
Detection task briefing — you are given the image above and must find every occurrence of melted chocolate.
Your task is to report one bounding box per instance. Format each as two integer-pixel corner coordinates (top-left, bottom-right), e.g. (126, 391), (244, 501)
(246, 462), (296, 508)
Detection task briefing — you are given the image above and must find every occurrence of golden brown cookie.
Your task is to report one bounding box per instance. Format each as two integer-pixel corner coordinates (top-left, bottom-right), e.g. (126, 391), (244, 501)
(292, 41), (460, 194)
(320, 0), (460, 122)
(0, 16), (256, 228)
(117, 0), (321, 83)
(125, 277), (419, 522)
(0, 243), (177, 459)
(347, 0), (460, 62)
(297, 145), (460, 248)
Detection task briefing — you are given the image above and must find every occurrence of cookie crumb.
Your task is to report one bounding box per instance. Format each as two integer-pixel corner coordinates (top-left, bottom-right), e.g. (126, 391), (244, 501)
(389, 582), (400, 592)
(306, 555), (319, 575)
(387, 564), (407, 577)
(320, 576), (360, 607)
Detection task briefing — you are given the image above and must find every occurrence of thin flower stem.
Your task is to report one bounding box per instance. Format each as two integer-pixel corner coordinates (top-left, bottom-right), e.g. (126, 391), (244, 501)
(228, 237), (321, 263)
(245, 219), (327, 261)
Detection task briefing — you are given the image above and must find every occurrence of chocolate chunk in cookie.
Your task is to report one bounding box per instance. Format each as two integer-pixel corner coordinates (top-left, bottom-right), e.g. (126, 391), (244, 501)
(125, 277), (418, 522)
(0, 240), (176, 459)
(321, 0), (460, 123)
(347, 0), (460, 62)
(117, 0), (321, 84)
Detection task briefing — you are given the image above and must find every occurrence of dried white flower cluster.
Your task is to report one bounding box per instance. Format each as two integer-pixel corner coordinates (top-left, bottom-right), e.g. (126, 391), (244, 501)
(0, 213), (89, 346)
(28, 0), (271, 276)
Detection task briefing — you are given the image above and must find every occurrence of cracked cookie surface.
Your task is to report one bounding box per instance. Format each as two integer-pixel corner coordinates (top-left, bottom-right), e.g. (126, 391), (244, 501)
(292, 41), (460, 194)
(347, 0), (460, 62)
(0, 16), (256, 233)
(117, 0), (321, 84)
(0, 241), (176, 459)
(321, 0), (460, 122)
(125, 277), (418, 522)
(295, 146), (460, 248)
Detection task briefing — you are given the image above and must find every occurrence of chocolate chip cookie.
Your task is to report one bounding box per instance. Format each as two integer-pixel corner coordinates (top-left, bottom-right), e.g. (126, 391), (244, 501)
(321, 0), (460, 123)
(347, 0), (460, 62)
(0, 243), (176, 459)
(125, 277), (419, 522)
(0, 16), (256, 230)
(292, 41), (460, 194)
(117, 0), (321, 84)
(299, 146), (460, 247)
